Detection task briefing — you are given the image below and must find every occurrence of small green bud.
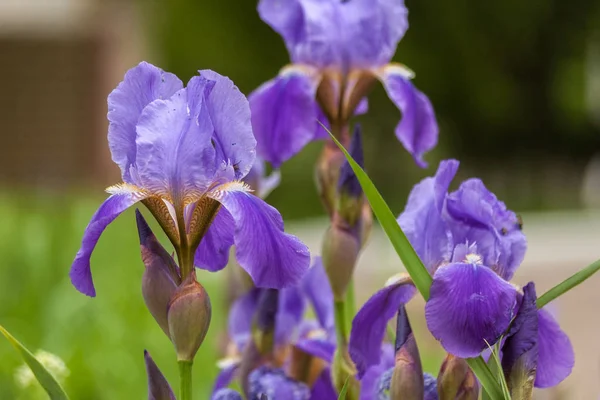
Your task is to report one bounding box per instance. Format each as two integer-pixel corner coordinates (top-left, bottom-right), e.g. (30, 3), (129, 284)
(322, 225), (360, 301)
(167, 273), (212, 362)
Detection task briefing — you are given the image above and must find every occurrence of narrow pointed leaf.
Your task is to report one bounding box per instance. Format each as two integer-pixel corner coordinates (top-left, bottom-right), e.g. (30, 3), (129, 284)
(326, 127), (432, 299)
(337, 376), (350, 400)
(326, 127), (506, 400)
(0, 325), (69, 400)
(537, 258), (600, 309)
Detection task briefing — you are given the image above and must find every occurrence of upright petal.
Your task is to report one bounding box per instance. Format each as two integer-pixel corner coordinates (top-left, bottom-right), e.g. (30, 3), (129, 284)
(199, 70), (256, 179)
(377, 65), (438, 168)
(425, 262), (517, 358)
(397, 160), (458, 272)
(300, 258), (334, 332)
(535, 308), (574, 388)
(135, 77), (217, 199)
(108, 62), (183, 182)
(258, 0), (343, 66)
(342, 0), (408, 66)
(249, 68), (320, 167)
(194, 207), (236, 272)
(209, 183), (311, 288)
(70, 190), (146, 296)
(144, 350), (176, 400)
(446, 178), (526, 280)
(349, 275), (416, 377)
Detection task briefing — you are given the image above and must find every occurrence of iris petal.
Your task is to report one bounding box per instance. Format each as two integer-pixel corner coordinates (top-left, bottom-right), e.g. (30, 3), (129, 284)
(310, 369), (337, 400)
(228, 288), (260, 350)
(135, 77), (217, 199)
(349, 277), (416, 377)
(70, 191), (146, 296)
(535, 307), (574, 388)
(425, 262), (517, 358)
(248, 70), (320, 167)
(300, 258), (334, 332)
(107, 62), (182, 183)
(397, 159), (458, 272)
(210, 184), (310, 289)
(276, 286), (306, 345)
(199, 70), (256, 180)
(194, 207), (235, 272)
(377, 66), (438, 168)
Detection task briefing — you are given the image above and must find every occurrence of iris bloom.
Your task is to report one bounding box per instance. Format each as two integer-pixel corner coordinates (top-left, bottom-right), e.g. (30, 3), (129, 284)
(213, 258), (337, 399)
(250, 0), (438, 167)
(350, 160), (573, 388)
(70, 62), (310, 296)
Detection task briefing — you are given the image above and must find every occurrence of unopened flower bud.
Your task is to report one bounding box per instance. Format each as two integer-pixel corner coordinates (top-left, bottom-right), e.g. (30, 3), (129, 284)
(501, 282), (538, 400)
(337, 126), (365, 227)
(316, 140), (347, 217)
(137, 210), (180, 337)
(167, 273), (212, 362)
(144, 350), (175, 400)
(437, 354), (478, 400)
(252, 289), (279, 357)
(389, 306), (424, 400)
(322, 225), (360, 301)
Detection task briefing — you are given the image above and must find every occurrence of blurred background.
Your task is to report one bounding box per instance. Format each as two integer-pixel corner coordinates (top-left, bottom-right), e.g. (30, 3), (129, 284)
(0, 0), (599, 398)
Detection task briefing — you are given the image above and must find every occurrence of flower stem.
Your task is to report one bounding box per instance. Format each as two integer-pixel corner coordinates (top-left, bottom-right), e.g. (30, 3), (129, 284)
(344, 279), (355, 337)
(178, 360), (193, 400)
(334, 299), (348, 346)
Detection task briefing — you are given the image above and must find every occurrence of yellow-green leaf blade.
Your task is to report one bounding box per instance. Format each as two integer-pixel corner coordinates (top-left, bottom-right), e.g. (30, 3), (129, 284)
(537, 258), (600, 309)
(0, 325), (69, 400)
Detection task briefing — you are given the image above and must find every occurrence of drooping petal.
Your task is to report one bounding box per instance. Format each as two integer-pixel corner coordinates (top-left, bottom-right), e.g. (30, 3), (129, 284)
(377, 65), (438, 168)
(248, 68), (320, 167)
(295, 337), (336, 363)
(349, 275), (416, 377)
(446, 178), (527, 280)
(397, 159), (458, 272)
(425, 262), (518, 358)
(107, 62), (183, 183)
(70, 190), (146, 296)
(213, 360), (240, 394)
(135, 77), (217, 198)
(535, 307), (574, 388)
(359, 344), (395, 400)
(194, 207), (235, 272)
(310, 369), (337, 400)
(300, 258), (334, 332)
(276, 286), (306, 345)
(198, 70), (256, 180)
(228, 288), (261, 350)
(209, 183), (311, 289)
(144, 350), (176, 400)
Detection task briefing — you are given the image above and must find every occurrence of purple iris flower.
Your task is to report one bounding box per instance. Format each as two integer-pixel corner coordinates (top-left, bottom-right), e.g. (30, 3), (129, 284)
(350, 159), (573, 388)
(250, 0), (438, 167)
(70, 62), (310, 296)
(213, 258), (337, 399)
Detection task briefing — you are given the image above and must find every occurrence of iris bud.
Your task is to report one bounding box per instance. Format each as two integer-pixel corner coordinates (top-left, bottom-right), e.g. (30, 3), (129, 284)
(322, 224), (360, 301)
(144, 350), (175, 400)
(389, 306), (424, 400)
(167, 273), (212, 362)
(501, 282), (538, 400)
(137, 210), (180, 337)
(437, 355), (478, 400)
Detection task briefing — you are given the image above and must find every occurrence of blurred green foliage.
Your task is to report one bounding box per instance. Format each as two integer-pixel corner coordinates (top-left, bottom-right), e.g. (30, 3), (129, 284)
(0, 194), (226, 399)
(142, 0), (600, 219)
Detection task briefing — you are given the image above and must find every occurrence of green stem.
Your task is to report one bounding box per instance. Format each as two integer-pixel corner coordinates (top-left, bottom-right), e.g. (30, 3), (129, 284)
(537, 258), (600, 309)
(178, 360), (193, 400)
(334, 300), (348, 346)
(344, 280), (356, 338)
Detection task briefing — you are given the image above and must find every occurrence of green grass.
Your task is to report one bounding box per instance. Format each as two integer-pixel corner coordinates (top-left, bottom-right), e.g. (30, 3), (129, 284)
(0, 193), (226, 399)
